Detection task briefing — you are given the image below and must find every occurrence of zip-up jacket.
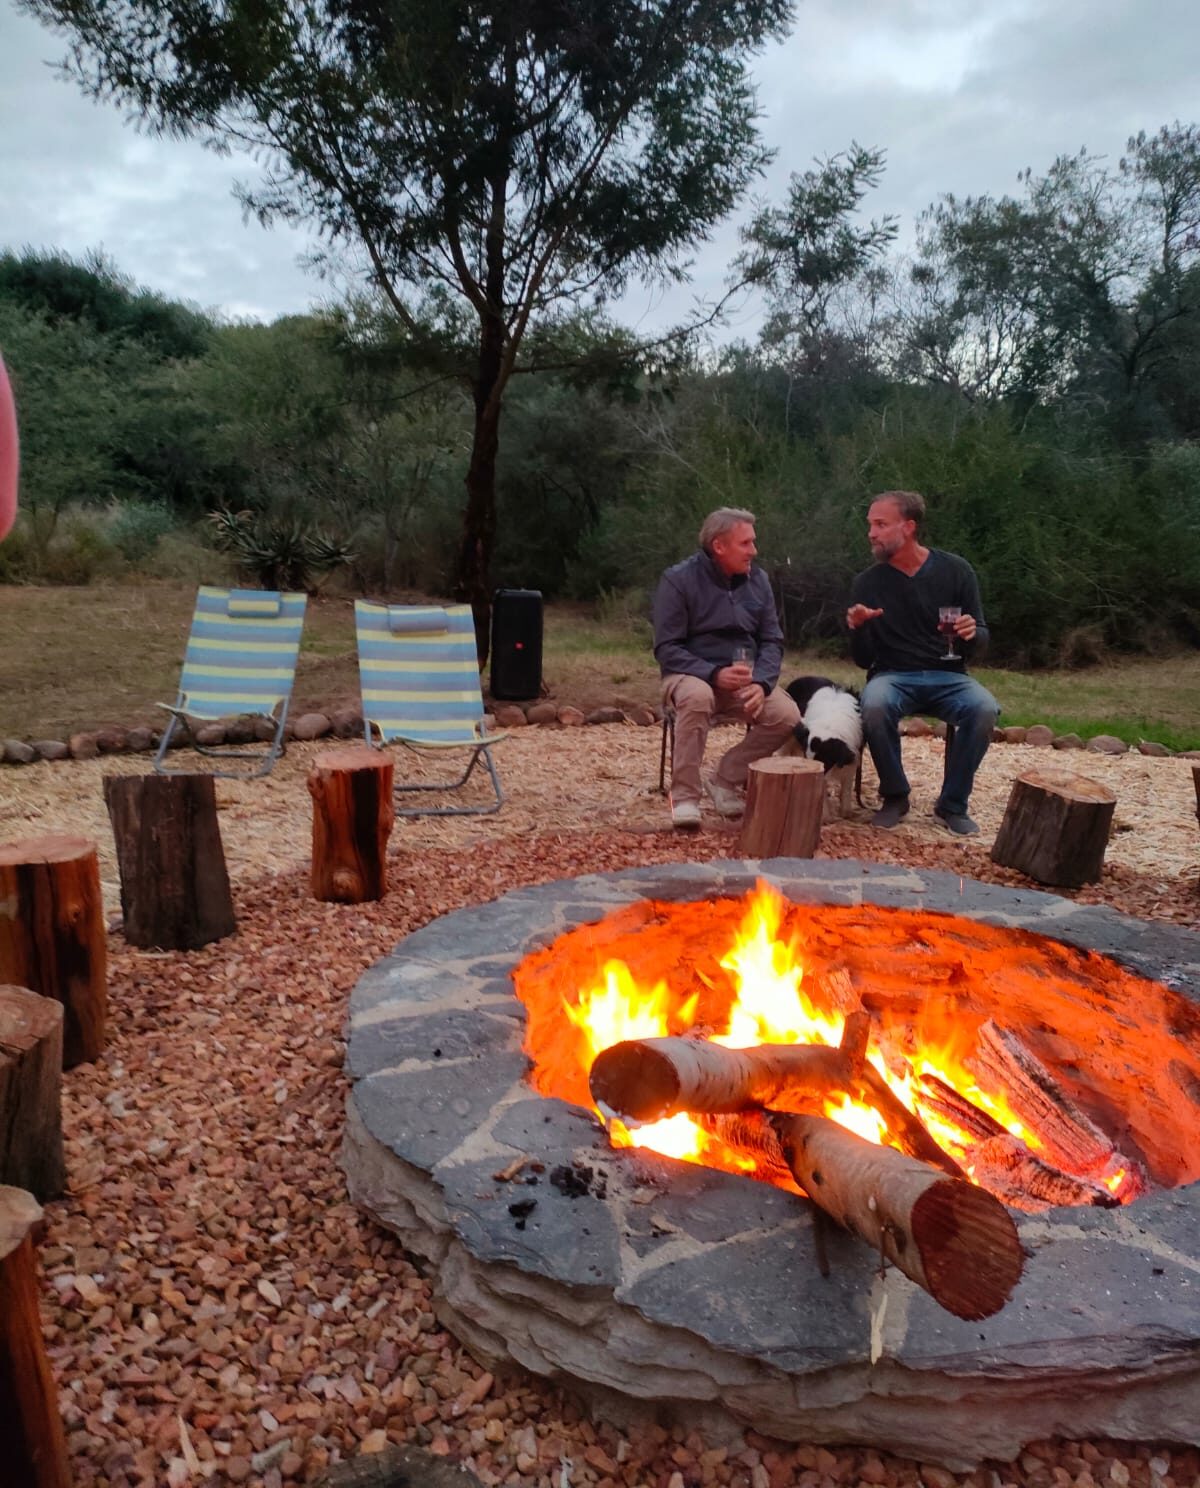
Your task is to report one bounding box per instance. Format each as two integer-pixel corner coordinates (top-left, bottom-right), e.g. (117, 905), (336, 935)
(652, 549), (784, 694)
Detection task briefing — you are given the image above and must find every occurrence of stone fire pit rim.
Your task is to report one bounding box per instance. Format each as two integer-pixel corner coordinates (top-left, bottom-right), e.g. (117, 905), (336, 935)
(341, 858), (1200, 1466)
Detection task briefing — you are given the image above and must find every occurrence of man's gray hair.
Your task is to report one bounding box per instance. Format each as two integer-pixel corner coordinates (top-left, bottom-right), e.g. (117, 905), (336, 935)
(874, 489), (926, 526)
(699, 506), (756, 551)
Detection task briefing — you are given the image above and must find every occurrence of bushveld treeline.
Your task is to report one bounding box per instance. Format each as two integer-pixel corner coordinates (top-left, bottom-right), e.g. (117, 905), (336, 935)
(2, 123), (1199, 666)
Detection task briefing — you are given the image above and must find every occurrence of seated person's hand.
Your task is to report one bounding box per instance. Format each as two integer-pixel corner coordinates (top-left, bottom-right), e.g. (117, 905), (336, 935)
(738, 682), (766, 720)
(715, 663), (753, 692)
(954, 612), (978, 641)
(846, 603), (883, 629)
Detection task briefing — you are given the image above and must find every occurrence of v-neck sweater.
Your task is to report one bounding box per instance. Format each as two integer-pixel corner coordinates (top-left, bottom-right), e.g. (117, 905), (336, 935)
(849, 549), (989, 676)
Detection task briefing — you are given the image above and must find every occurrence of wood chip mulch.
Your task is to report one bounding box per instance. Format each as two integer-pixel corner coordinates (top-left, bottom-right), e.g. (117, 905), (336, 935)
(10, 727), (1200, 1486)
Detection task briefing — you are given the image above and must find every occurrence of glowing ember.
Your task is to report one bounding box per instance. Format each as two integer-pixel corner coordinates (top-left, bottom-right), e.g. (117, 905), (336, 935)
(512, 882), (1165, 1208)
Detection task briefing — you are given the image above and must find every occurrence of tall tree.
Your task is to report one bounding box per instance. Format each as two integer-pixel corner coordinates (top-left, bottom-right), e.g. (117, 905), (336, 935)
(23, 0), (795, 652)
(894, 125), (1200, 428)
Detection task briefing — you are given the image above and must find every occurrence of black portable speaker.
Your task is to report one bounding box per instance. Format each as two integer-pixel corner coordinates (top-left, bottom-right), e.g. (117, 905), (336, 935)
(489, 588), (543, 700)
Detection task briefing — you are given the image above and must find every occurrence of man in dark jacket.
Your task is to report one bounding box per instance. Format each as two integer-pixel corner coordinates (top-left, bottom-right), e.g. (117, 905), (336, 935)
(848, 489), (999, 836)
(653, 507), (800, 828)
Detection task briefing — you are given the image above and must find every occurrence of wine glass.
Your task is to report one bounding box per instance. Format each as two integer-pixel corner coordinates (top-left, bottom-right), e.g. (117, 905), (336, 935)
(938, 606), (962, 661)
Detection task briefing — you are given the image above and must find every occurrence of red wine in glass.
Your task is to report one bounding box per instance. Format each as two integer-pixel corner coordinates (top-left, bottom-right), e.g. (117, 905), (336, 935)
(938, 606), (962, 660)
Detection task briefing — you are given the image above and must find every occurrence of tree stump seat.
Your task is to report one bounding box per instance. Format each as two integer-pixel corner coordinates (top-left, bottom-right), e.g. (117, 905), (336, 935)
(0, 987), (65, 1203)
(307, 748), (395, 903)
(738, 757), (825, 859)
(0, 833), (106, 1068)
(0, 1185), (71, 1487)
(990, 767), (1116, 888)
(103, 773), (236, 950)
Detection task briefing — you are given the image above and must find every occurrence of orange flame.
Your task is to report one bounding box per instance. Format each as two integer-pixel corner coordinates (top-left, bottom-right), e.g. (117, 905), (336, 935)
(561, 883), (1037, 1172)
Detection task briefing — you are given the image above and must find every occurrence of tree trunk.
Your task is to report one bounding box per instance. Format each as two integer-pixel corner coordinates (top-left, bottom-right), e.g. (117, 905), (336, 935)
(307, 748), (395, 903)
(456, 314), (507, 668)
(103, 774), (235, 951)
(0, 1186), (72, 1488)
(0, 988), (64, 1202)
(738, 758), (825, 859)
(990, 767), (1116, 887)
(0, 834), (106, 1069)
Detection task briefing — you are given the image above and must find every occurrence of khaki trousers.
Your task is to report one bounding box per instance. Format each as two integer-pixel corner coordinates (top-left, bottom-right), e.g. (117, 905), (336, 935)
(661, 673), (800, 805)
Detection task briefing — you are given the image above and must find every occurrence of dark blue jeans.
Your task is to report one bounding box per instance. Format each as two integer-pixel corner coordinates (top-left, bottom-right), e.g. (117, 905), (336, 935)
(859, 670), (1000, 818)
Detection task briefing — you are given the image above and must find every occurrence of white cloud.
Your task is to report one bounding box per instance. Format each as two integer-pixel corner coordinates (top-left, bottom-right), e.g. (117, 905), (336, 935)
(2, 0), (1198, 330)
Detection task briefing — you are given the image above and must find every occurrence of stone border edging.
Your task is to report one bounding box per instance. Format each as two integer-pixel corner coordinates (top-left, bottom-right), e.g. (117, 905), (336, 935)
(4, 701), (1199, 765)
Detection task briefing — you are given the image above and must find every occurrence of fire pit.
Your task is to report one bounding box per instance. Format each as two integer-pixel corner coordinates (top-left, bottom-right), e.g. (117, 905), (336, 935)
(341, 860), (1200, 1466)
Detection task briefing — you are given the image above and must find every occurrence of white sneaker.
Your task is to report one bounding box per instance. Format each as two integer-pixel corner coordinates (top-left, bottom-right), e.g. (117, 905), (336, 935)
(705, 777), (745, 818)
(671, 798), (701, 830)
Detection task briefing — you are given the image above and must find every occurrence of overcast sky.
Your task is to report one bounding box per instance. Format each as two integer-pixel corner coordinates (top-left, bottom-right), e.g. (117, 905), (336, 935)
(1, 0), (1198, 334)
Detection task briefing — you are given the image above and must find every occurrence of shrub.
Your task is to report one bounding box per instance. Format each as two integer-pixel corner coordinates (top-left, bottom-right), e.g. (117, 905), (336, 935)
(208, 509), (355, 591)
(107, 500), (179, 565)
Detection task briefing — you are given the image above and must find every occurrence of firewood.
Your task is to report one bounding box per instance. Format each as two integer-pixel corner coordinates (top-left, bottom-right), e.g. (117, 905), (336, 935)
(966, 1020), (1148, 1199)
(968, 1134), (1119, 1211)
(967, 1020), (1114, 1175)
(0, 833), (107, 1068)
(307, 748), (395, 903)
(701, 1109), (1023, 1320)
(0, 1186), (71, 1488)
(916, 1072), (1007, 1143)
(0, 988), (65, 1202)
(773, 1111), (1024, 1320)
(589, 1035), (964, 1178)
(738, 757), (825, 858)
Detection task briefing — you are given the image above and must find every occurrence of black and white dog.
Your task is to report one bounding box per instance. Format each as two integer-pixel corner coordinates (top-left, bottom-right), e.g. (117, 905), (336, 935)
(779, 675), (864, 820)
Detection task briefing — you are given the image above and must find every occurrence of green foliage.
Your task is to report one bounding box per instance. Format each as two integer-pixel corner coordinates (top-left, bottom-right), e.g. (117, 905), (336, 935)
(208, 509), (355, 592)
(0, 247), (212, 359)
(20, 0), (797, 614)
(106, 500), (179, 563)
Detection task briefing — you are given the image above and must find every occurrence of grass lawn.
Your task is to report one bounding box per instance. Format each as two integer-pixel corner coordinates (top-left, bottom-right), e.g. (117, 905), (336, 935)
(3, 579), (1200, 748)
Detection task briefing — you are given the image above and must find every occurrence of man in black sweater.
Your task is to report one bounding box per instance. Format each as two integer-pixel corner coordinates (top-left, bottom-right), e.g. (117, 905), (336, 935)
(848, 490), (999, 836)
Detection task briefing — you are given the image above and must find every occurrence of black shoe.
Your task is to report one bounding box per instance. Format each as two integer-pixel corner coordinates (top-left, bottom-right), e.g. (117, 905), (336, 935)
(871, 797), (909, 830)
(934, 808), (980, 837)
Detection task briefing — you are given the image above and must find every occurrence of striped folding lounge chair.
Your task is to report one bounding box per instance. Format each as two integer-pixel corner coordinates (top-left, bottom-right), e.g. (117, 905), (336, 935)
(355, 600), (507, 816)
(153, 586), (307, 778)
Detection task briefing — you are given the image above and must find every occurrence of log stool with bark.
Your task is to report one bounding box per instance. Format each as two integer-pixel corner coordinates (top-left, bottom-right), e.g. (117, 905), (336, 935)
(989, 767), (1116, 887)
(307, 748), (395, 903)
(0, 1186), (71, 1488)
(0, 988), (65, 1202)
(103, 774), (235, 951)
(0, 834), (106, 1068)
(738, 757), (825, 859)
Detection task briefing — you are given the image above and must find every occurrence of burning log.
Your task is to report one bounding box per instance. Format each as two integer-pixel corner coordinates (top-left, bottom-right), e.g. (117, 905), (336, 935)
(968, 1134), (1119, 1211)
(699, 1109), (1024, 1320)
(916, 1072), (1007, 1143)
(589, 1035), (964, 1178)
(968, 1022), (1119, 1173)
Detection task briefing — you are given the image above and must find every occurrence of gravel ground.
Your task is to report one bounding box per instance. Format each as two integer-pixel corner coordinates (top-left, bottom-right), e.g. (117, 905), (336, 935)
(8, 726), (1200, 1486)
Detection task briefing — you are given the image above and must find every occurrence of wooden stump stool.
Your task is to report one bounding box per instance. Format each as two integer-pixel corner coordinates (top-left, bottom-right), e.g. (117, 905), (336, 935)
(0, 1186), (71, 1488)
(990, 768), (1116, 888)
(104, 773), (236, 951)
(0, 834), (106, 1069)
(738, 758), (825, 860)
(307, 748), (395, 903)
(0, 988), (65, 1202)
